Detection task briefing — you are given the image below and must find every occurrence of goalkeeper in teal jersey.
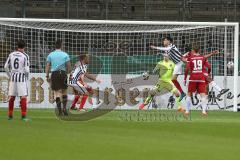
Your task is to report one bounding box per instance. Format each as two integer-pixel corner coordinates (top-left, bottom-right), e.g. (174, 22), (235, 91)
(139, 55), (183, 111)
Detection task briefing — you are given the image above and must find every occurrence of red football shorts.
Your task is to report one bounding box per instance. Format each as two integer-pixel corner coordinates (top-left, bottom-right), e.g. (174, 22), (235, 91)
(188, 81), (207, 94)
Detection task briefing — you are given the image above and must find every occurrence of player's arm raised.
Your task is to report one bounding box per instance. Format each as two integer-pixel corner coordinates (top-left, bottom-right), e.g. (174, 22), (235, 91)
(150, 45), (171, 57)
(150, 45), (172, 51)
(204, 50), (219, 59)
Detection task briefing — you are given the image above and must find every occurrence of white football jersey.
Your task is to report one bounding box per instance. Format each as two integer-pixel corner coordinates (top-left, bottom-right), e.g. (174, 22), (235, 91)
(4, 51), (30, 82)
(71, 61), (88, 83)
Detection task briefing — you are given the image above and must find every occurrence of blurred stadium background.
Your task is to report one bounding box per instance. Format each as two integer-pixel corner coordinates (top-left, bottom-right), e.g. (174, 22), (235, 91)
(0, 0), (239, 73)
(0, 0), (239, 22)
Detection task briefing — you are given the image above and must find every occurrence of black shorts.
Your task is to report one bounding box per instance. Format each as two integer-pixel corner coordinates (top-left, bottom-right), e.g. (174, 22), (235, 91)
(50, 70), (68, 90)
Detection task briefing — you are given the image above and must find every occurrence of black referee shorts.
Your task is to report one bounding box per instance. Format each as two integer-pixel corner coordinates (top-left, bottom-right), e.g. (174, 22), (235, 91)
(50, 70), (68, 90)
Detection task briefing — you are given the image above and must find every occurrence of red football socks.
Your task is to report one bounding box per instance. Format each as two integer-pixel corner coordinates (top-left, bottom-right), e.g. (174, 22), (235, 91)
(71, 95), (80, 109)
(20, 97), (27, 117)
(172, 79), (183, 93)
(8, 96), (15, 117)
(139, 103), (145, 110)
(79, 95), (88, 109)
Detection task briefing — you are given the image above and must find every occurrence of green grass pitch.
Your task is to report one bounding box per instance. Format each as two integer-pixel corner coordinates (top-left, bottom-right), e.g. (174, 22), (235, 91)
(0, 108), (240, 160)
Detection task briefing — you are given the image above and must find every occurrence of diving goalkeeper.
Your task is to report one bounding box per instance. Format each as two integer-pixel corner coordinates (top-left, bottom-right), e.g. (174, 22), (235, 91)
(139, 55), (183, 111)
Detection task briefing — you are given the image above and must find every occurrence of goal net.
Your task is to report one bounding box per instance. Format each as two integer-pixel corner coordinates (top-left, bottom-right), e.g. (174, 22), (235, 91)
(0, 18), (238, 112)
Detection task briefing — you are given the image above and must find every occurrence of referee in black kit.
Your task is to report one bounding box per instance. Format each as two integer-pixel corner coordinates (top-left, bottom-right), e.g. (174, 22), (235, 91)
(45, 40), (71, 116)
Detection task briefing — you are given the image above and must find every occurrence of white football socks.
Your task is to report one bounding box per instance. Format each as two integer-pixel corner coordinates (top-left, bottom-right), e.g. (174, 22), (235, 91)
(186, 96), (191, 114)
(201, 96), (208, 114)
(209, 81), (222, 92)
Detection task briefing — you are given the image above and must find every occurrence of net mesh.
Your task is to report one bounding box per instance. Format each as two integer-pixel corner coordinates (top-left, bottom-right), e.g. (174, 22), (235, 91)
(0, 19), (236, 109)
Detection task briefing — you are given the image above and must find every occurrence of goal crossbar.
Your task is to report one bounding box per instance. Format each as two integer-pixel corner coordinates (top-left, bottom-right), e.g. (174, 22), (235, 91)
(0, 18), (238, 27)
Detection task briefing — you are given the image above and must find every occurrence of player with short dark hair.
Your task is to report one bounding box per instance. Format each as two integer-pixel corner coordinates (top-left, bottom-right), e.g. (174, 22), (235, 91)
(45, 40), (71, 116)
(16, 40), (25, 49)
(150, 37), (186, 101)
(55, 40), (62, 49)
(4, 40), (30, 121)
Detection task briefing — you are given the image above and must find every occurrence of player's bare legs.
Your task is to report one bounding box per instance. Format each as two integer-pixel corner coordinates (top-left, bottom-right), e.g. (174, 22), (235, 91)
(172, 74), (186, 101)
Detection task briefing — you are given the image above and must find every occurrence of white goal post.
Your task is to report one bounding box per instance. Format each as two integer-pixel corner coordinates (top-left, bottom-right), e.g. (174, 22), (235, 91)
(0, 18), (238, 111)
